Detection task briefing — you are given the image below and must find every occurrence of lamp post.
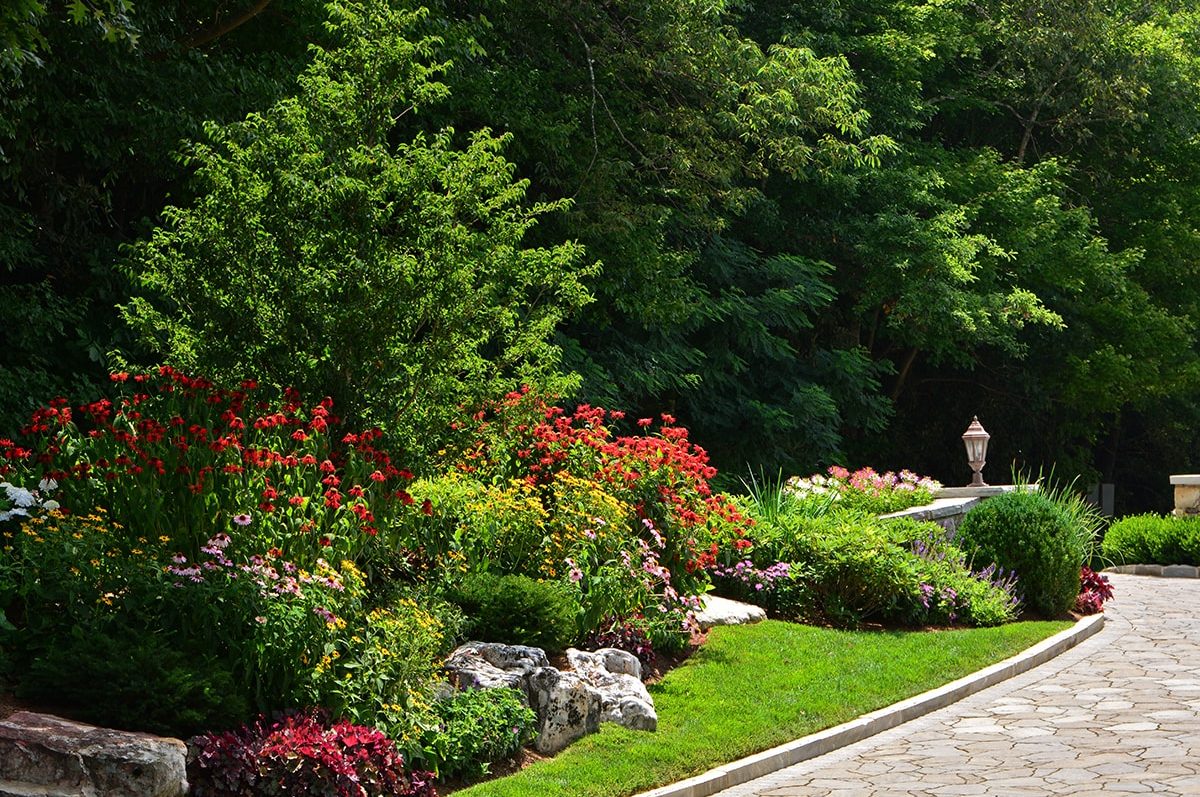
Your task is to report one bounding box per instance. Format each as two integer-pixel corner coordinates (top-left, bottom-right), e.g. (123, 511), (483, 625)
(962, 416), (990, 487)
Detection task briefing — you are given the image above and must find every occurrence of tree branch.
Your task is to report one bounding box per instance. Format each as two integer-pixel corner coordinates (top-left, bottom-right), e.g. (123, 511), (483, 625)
(181, 0), (273, 51)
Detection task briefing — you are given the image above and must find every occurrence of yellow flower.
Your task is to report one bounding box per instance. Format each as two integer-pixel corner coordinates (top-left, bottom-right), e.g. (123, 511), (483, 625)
(158, 536), (170, 543)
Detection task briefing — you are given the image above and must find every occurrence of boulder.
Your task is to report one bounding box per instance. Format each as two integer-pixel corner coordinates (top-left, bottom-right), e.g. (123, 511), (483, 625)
(443, 641), (549, 691)
(0, 712), (186, 797)
(566, 648), (657, 731)
(694, 594), (766, 630)
(524, 668), (601, 754)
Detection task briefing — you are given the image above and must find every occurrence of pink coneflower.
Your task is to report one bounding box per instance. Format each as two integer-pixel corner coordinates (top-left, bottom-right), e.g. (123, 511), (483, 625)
(233, 513), (252, 526)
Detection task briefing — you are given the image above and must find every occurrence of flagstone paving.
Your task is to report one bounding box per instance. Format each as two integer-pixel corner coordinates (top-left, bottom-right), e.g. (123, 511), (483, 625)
(714, 574), (1200, 796)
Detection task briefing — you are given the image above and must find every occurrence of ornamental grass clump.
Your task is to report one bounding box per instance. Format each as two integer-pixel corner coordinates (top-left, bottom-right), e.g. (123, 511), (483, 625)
(956, 491), (1084, 616)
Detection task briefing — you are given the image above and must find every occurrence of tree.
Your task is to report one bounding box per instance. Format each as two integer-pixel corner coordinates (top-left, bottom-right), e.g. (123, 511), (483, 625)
(123, 0), (593, 458)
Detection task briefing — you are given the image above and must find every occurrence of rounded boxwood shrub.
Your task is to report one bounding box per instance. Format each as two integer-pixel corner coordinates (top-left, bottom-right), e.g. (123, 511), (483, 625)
(956, 491), (1084, 616)
(448, 572), (579, 653)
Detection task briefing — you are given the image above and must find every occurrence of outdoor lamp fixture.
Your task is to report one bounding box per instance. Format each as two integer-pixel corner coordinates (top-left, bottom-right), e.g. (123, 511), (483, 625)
(962, 416), (990, 487)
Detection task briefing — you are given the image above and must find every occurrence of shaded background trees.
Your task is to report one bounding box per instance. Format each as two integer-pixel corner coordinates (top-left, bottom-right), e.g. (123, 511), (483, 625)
(4, 0), (1200, 510)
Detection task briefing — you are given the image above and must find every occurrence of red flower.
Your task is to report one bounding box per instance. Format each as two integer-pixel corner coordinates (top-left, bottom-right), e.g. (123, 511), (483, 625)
(421, 499), (433, 516)
(637, 418), (653, 428)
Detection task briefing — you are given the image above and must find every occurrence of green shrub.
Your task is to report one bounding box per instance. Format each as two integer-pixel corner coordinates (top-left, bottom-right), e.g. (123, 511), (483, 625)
(16, 625), (250, 738)
(449, 573), (579, 653)
(957, 491), (1084, 616)
(735, 503), (1019, 628)
(1102, 514), (1200, 566)
(748, 512), (922, 625)
(422, 688), (537, 781)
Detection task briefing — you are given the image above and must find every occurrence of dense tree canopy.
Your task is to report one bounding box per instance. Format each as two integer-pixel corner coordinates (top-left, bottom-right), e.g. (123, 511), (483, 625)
(5, 0), (1200, 508)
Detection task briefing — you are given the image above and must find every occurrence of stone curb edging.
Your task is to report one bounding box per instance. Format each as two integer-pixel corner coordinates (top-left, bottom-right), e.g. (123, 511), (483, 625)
(634, 612), (1106, 797)
(1104, 564), (1199, 578)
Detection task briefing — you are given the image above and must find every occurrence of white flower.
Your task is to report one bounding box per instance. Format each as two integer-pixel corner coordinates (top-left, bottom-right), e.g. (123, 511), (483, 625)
(4, 485), (35, 508)
(41, 499), (60, 511)
(38, 478), (58, 493)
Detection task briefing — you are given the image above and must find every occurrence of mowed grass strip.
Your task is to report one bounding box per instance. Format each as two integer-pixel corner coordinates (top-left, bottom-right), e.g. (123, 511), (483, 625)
(456, 619), (1071, 797)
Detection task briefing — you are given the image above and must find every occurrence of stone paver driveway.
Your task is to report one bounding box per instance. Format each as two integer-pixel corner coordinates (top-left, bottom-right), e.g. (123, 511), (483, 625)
(715, 574), (1200, 796)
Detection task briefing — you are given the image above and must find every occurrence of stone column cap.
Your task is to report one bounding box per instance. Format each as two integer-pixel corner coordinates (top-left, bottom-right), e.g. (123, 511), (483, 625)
(1169, 474), (1200, 485)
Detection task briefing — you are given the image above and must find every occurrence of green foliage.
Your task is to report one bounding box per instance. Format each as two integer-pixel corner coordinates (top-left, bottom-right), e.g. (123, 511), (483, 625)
(423, 0), (893, 475)
(423, 688), (537, 781)
(16, 625), (248, 738)
(1102, 514), (1200, 566)
(733, 498), (1018, 627)
(957, 491), (1085, 616)
(122, 0), (592, 457)
(752, 512), (920, 625)
(0, 0), (320, 437)
(449, 573), (579, 654)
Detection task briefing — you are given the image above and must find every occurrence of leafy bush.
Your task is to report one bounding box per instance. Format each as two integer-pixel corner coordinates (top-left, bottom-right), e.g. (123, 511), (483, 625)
(957, 491), (1084, 616)
(188, 709), (435, 797)
(1075, 566), (1114, 615)
(422, 688), (537, 781)
(762, 513), (922, 624)
(1102, 514), (1200, 566)
(121, 0), (593, 457)
(731, 503), (1020, 627)
(784, 466), (940, 515)
(17, 625), (248, 738)
(449, 572), (579, 654)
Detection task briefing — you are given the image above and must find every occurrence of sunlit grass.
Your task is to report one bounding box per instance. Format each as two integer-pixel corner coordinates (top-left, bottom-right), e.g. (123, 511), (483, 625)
(456, 618), (1070, 797)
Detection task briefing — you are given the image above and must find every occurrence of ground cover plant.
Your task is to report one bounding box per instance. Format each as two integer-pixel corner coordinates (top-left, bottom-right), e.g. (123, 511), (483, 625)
(1102, 514), (1200, 567)
(454, 618), (1070, 797)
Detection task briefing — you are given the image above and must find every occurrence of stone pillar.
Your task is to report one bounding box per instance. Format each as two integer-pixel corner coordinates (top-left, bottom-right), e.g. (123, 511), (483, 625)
(1169, 474), (1200, 516)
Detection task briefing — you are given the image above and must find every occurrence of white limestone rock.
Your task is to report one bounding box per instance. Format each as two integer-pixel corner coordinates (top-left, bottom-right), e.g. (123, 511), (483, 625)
(443, 641), (549, 691)
(524, 667), (601, 754)
(694, 594), (767, 630)
(566, 648), (657, 732)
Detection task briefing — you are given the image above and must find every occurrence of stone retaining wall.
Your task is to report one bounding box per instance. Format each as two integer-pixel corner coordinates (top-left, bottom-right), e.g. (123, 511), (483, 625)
(879, 497), (982, 535)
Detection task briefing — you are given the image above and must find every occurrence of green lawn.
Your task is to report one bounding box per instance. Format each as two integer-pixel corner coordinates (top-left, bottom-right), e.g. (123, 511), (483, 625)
(456, 619), (1071, 797)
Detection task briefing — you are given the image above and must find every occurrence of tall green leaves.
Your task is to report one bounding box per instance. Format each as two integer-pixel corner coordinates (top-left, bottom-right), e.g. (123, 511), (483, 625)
(123, 0), (593, 455)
